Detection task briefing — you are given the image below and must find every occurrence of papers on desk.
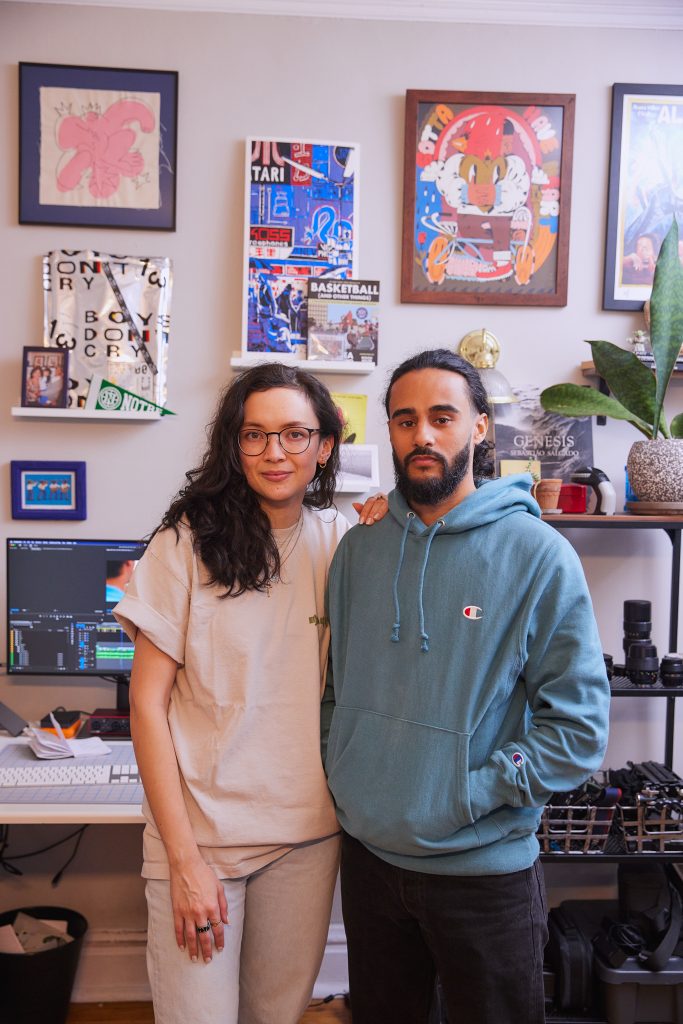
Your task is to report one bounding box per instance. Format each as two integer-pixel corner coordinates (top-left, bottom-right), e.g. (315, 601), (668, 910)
(28, 714), (110, 759)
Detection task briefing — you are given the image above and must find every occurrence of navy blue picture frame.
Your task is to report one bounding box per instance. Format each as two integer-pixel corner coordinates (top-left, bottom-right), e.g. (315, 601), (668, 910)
(19, 62), (178, 230)
(10, 461), (87, 520)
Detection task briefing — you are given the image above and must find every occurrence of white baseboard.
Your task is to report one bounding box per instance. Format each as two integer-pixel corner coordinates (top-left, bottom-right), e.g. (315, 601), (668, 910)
(312, 923), (349, 998)
(72, 929), (151, 1002)
(72, 924), (348, 1002)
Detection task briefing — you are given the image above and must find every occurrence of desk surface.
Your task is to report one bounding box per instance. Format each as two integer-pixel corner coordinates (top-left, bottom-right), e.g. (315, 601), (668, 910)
(0, 737), (144, 825)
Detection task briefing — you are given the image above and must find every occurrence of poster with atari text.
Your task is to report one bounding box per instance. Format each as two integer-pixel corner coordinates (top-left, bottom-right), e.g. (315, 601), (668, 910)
(243, 138), (359, 357)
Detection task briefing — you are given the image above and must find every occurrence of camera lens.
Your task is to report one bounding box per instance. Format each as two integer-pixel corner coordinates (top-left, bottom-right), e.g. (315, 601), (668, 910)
(626, 640), (659, 685)
(660, 655), (683, 687)
(623, 599), (652, 655)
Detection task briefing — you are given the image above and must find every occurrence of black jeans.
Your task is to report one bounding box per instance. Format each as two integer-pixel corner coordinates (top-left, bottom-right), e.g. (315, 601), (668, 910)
(340, 832), (548, 1024)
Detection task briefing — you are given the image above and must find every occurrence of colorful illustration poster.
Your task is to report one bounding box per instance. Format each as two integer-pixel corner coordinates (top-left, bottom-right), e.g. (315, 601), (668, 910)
(406, 98), (569, 300)
(613, 94), (683, 303)
(493, 386), (593, 481)
(308, 279), (378, 364)
(243, 138), (359, 355)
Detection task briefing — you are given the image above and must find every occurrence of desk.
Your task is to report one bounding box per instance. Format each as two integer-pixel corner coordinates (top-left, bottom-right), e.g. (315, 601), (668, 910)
(0, 737), (144, 825)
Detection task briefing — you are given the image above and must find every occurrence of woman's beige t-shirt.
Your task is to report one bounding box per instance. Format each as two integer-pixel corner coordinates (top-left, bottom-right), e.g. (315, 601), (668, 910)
(113, 507), (349, 879)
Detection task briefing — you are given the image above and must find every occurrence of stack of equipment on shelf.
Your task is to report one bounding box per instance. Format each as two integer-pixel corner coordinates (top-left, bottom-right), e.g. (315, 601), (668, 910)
(544, 866), (683, 1023)
(539, 762), (683, 856)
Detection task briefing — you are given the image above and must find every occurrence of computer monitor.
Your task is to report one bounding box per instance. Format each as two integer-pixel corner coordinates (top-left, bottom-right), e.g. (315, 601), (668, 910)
(6, 538), (146, 710)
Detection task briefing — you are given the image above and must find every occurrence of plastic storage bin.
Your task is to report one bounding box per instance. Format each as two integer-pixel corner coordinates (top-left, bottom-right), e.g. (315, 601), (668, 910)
(0, 905), (88, 1024)
(596, 955), (683, 1024)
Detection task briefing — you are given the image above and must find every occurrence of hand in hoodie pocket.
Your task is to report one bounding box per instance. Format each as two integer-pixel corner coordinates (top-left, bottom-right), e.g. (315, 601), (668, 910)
(327, 705), (475, 855)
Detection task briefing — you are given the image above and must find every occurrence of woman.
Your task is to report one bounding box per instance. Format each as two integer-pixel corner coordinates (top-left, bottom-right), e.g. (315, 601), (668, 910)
(114, 363), (385, 1024)
(25, 365), (43, 404)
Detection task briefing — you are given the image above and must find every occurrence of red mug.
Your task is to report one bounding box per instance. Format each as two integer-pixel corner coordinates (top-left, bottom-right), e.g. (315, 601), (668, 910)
(558, 483), (588, 514)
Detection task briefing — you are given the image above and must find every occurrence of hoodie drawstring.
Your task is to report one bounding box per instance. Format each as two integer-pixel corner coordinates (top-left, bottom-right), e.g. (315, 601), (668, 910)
(418, 519), (444, 652)
(391, 512), (414, 643)
(391, 514), (444, 652)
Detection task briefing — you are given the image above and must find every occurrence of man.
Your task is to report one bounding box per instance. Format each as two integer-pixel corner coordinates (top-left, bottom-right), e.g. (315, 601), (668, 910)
(105, 558), (136, 604)
(323, 349), (610, 1024)
(622, 233), (658, 285)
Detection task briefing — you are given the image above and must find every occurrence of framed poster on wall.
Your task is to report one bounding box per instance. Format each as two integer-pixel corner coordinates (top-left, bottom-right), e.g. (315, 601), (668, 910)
(243, 138), (359, 358)
(11, 461), (87, 520)
(19, 62), (178, 230)
(603, 82), (683, 311)
(401, 90), (575, 306)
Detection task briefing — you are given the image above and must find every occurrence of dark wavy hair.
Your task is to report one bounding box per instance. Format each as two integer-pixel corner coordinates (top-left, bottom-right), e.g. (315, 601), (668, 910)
(383, 348), (494, 479)
(157, 363), (342, 595)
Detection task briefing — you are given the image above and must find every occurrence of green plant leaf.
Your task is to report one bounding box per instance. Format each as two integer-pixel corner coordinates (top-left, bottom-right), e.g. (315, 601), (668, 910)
(589, 338), (657, 429)
(671, 413), (683, 438)
(540, 383), (653, 437)
(651, 219), (683, 436)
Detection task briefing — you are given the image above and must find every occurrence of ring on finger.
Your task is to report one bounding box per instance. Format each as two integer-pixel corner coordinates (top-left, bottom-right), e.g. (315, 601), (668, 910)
(196, 921), (212, 933)
(209, 919), (220, 927)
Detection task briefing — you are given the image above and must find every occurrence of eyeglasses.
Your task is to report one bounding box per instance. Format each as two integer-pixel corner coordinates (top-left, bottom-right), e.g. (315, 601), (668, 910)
(238, 427), (321, 456)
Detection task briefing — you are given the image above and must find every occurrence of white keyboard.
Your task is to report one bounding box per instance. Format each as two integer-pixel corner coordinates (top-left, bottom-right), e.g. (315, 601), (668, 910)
(0, 763), (140, 787)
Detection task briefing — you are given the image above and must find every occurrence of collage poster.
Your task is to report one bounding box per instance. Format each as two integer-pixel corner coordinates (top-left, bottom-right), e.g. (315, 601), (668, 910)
(244, 138), (358, 356)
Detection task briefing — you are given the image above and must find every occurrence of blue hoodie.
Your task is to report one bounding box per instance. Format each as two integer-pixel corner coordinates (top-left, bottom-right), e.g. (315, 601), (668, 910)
(323, 474), (610, 875)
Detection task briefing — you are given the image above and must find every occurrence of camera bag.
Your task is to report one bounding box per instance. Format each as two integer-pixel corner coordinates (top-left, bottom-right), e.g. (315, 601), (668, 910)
(545, 899), (613, 1013)
(617, 863), (683, 970)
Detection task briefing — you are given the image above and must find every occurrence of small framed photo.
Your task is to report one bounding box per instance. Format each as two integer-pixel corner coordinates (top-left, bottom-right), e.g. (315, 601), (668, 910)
(337, 444), (380, 493)
(603, 83), (683, 310)
(11, 461), (87, 520)
(19, 62), (178, 230)
(21, 347), (68, 408)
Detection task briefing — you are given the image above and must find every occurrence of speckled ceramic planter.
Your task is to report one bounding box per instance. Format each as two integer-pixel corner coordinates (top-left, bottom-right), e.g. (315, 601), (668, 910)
(627, 439), (683, 502)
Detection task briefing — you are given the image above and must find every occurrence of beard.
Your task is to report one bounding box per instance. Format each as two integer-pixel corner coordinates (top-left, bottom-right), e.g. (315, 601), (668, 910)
(393, 443), (471, 507)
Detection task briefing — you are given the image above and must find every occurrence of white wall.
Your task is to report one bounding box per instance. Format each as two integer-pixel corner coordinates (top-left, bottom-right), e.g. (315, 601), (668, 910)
(1, 0), (682, 999)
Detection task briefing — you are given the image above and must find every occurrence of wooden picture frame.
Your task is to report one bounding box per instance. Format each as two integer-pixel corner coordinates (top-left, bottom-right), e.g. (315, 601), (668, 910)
(603, 83), (683, 311)
(10, 461), (87, 520)
(401, 90), (575, 306)
(19, 62), (178, 230)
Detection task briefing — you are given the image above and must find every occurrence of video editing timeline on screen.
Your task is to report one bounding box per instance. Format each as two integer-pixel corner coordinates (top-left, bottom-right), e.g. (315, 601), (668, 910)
(6, 538), (146, 678)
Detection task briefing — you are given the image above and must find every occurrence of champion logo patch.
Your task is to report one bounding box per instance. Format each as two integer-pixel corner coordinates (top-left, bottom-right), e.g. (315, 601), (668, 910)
(512, 752), (525, 768)
(463, 606), (482, 620)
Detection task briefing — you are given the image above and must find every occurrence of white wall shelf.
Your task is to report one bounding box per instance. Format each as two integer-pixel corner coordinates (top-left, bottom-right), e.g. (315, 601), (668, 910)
(230, 353), (374, 375)
(11, 406), (163, 422)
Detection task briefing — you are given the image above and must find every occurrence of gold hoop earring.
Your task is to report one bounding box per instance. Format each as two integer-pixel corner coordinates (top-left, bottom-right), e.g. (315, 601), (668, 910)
(318, 460), (328, 468)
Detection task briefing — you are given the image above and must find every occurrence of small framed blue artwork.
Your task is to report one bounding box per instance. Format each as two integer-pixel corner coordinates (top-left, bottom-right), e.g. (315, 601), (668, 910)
(10, 461), (87, 520)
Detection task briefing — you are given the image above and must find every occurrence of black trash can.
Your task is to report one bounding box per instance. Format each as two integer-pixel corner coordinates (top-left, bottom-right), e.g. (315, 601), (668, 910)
(0, 905), (88, 1024)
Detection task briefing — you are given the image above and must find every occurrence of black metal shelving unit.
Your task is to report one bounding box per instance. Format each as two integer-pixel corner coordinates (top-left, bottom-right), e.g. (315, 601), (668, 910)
(543, 513), (682, 769)
(537, 516), (683, 1022)
(540, 514), (683, 866)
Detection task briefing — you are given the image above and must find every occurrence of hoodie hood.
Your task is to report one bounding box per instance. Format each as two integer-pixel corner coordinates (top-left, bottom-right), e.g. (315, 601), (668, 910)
(388, 474), (540, 652)
(388, 472), (540, 535)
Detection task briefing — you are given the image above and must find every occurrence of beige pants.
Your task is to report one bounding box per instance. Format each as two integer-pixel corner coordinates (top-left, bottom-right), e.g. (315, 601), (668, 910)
(145, 835), (340, 1024)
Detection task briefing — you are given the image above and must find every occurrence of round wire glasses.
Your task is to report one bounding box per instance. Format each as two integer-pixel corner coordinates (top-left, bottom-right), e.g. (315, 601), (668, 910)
(238, 427), (321, 456)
